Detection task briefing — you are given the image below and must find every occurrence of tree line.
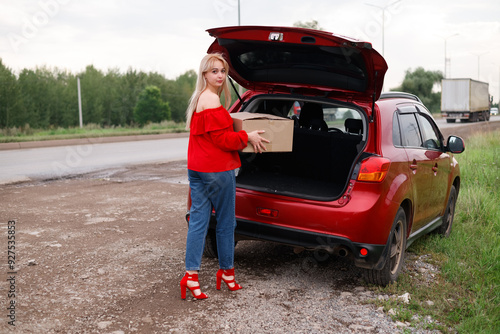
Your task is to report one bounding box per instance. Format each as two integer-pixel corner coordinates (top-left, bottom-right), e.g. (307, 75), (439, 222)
(0, 59), (197, 129)
(0, 55), (447, 130)
(391, 67), (443, 114)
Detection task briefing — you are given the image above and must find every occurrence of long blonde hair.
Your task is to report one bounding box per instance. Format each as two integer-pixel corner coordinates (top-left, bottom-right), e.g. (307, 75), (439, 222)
(185, 53), (232, 130)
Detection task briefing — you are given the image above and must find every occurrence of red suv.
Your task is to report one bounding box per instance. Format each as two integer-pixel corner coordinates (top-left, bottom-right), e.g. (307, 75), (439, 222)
(188, 26), (465, 286)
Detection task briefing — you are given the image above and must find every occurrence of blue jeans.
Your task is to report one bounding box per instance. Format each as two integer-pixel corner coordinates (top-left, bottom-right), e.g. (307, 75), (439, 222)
(185, 169), (237, 271)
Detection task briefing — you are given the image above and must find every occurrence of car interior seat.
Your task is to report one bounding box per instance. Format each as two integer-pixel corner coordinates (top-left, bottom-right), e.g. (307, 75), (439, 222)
(344, 118), (363, 135)
(298, 103), (328, 131)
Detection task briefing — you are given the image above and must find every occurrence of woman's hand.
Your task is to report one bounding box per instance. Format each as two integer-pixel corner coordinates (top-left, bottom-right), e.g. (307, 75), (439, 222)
(247, 130), (270, 153)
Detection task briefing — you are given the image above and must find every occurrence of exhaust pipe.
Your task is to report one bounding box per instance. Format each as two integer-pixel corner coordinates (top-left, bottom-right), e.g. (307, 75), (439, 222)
(338, 247), (349, 257)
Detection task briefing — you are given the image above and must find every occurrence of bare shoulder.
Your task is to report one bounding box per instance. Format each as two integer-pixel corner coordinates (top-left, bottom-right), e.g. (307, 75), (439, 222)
(196, 90), (221, 112)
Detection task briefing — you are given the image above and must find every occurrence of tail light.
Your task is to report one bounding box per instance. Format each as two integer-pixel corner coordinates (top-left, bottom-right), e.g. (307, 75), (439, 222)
(357, 157), (391, 182)
(256, 207), (279, 218)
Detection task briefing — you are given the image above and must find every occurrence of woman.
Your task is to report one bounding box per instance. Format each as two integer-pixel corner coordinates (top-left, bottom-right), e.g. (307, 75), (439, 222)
(180, 53), (268, 300)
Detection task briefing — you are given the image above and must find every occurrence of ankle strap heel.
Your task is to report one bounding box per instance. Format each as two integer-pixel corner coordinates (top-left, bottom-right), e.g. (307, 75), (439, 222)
(180, 272), (207, 300)
(216, 268), (242, 291)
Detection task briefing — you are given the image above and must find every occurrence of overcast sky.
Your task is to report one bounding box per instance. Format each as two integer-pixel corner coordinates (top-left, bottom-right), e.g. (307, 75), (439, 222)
(1, 0), (499, 102)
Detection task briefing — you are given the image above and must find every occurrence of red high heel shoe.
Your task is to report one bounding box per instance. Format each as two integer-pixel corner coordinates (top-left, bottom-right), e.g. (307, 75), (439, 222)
(180, 272), (207, 300)
(216, 268), (242, 291)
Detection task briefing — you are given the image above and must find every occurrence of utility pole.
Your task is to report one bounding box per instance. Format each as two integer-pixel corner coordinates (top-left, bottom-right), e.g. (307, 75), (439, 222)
(365, 0), (402, 57)
(472, 52), (488, 81)
(77, 77), (83, 128)
(439, 33), (458, 78)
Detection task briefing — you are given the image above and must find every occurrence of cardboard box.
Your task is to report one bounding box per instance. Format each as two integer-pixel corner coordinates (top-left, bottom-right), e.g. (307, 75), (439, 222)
(231, 112), (294, 152)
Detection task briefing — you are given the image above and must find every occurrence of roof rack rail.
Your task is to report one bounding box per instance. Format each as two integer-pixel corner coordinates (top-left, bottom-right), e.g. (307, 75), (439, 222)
(379, 92), (422, 103)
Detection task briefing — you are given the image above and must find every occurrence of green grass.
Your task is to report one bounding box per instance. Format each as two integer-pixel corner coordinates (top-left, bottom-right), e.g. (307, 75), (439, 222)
(0, 121), (187, 143)
(368, 130), (500, 333)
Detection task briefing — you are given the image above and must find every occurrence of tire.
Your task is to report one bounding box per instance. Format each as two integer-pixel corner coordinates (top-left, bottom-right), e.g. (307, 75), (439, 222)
(202, 229), (238, 258)
(203, 229), (218, 258)
(481, 110), (490, 121)
(364, 208), (407, 286)
(436, 185), (457, 237)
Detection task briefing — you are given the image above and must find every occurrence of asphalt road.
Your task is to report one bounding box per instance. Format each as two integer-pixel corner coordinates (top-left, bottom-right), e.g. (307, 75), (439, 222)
(434, 115), (499, 129)
(0, 115), (498, 185)
(0, 136), (189, 184)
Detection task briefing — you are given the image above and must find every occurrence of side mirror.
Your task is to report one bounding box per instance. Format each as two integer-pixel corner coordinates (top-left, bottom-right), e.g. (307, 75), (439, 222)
(446, 136), (465, 154)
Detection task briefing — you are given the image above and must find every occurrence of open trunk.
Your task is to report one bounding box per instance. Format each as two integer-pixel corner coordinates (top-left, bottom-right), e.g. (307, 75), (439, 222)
(235, 97), (367, 201)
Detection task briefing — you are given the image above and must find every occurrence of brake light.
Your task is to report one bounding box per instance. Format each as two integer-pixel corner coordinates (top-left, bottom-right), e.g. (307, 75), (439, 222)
(357, 157), (391, 182)
(257, 207), (279, 218)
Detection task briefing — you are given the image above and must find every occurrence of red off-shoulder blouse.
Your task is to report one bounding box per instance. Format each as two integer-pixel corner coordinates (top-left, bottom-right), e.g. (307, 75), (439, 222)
(187, 106), (248, 172)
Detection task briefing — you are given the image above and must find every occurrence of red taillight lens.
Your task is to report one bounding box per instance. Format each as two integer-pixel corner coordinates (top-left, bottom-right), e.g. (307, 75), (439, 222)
(357, 157), (391, 182)
(256, 207), (279, 218)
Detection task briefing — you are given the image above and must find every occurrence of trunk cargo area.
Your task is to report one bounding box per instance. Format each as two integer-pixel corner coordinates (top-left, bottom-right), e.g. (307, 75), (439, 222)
(235, 98), (365, 200)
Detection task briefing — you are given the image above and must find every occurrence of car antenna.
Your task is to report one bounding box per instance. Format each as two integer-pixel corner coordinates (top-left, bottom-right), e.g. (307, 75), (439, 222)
(229, 77), (243, 104)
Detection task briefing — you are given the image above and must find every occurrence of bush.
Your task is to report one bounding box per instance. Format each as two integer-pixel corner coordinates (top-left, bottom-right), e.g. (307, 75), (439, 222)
(133, 86), (171, 126)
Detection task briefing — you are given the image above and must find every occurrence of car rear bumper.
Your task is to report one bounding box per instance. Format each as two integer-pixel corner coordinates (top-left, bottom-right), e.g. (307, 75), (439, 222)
(186, 212), (387, 270)
(234, 218), (387, 269)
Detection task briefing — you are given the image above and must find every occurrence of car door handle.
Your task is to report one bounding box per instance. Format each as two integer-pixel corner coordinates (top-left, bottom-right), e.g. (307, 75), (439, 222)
(410, 159), (418, 170)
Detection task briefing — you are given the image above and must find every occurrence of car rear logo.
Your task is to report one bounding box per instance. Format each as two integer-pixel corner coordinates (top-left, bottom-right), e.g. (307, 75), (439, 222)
(269, 32), (283, 41)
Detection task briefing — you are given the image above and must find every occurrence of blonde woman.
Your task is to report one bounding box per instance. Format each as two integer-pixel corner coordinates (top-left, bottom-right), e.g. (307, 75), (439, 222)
(181, 53), (268, 299)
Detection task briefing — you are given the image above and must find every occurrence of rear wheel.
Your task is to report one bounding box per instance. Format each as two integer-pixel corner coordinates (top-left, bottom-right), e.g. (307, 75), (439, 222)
(364, 208), (407, 286)
(203, 229), (218, 258)
(437, 185), (457, 237)
(202, 229), (238, 258)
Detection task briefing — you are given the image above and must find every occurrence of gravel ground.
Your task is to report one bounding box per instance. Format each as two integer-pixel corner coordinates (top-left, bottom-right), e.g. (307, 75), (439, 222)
(1, 160), (447, 334)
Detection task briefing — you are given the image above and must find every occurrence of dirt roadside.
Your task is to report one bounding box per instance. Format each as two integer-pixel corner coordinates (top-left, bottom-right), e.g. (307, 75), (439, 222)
(2, 161), (378, 333)
(0, 121), (498, 333)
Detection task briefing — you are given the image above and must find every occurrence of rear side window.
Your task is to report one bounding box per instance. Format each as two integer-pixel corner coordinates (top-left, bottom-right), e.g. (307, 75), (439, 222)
(398, 114), (422, 147)
(392, 112), (402, 146)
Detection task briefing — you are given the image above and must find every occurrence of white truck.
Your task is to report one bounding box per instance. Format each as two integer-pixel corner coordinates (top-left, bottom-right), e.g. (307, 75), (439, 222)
(441, 78), (491, 123)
